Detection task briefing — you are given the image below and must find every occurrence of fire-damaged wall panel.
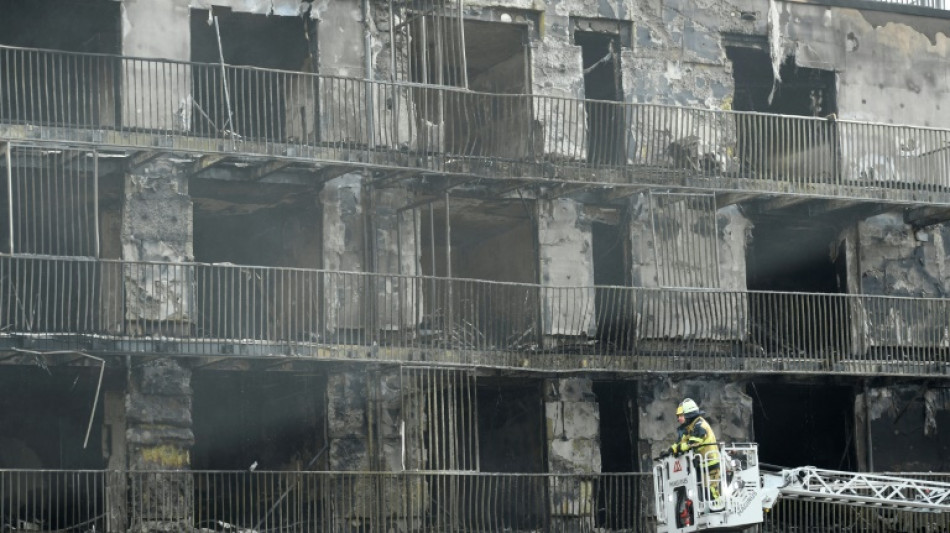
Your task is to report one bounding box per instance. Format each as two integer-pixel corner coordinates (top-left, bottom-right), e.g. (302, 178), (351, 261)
(632, 192), (747, 342)
(649, 191), (720, 289)
(857, 385), (950, 472)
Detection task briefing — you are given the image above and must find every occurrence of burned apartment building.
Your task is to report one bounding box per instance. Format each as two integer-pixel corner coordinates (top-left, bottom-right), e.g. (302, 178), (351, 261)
(2, 0), (950, 530)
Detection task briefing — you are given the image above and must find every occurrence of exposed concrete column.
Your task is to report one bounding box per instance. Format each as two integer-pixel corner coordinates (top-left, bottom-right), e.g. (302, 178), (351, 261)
(544, 378), (600, 530)
(126, 359), (194, 532)
(121, 158), (194, 337)
(121, 0), (191, 131)
(104, 391), (129, 532)
(321, 174), (367, 340)
(327, 370), (420, 527)
(538, 199), (595, 346)
(637, 378), (752, 471)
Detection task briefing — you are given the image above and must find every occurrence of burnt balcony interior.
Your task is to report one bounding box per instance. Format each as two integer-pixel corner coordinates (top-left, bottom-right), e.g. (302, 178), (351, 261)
(750, 381), (856, 470)
(0, 0), (118, 52)
(728, 46), (839, 181)
(747, 213), (851, 357)
(190, 8), (313, 142)
(409, 18), (531, 161)
(0, 366), (108, 470)
(192, 370), (327, 471)
(419, 198), (537, 348)
(192, 179), (322, 341)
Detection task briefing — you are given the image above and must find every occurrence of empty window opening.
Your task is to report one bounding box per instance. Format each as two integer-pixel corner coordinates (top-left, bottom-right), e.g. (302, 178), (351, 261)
(575, 31), (625, 165)
(418, 198), (537, 349)
(464, 20), (528, 93)
(749, 382), (855, 470)
(192, 180), (321, 341)
(728, 48), (838, 180)
(476, 379), (545, 527)
(747, 216), (850, 357)
(593, 219), (632, 351)
(593, 381), (638, 529)
(0, 0), (120, 129)
(190, 9), (313, 142)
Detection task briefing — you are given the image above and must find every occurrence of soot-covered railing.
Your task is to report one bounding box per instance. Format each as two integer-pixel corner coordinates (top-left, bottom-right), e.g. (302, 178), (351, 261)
(0, 469), (947, 532)
(3, 45), (950, 204)
(1, 255), (949, 375)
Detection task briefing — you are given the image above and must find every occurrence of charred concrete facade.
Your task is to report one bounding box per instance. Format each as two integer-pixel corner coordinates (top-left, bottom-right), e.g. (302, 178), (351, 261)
(2, 0), (950, 530)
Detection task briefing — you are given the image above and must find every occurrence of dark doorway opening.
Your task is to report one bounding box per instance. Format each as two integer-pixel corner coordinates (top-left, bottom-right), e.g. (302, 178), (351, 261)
(747, 216), (850, 357)
(593, 220), (631, 351)
(749, 381), (855, 470)
(575, 31), (624, 165)
(190, 9), (314, 142)
(593, 381), (638, 529)
(475, 379), (545, 529)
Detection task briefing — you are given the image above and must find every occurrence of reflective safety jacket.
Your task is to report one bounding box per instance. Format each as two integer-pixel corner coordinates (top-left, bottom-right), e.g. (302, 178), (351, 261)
(670, 416), (719, 466)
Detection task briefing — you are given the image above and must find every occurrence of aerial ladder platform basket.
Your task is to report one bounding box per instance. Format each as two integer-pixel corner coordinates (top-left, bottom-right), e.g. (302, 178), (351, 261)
(653, 442), (950, 532)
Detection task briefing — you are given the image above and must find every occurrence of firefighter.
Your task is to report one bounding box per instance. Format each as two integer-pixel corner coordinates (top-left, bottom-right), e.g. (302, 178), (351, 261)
(663, 398), (722, 505)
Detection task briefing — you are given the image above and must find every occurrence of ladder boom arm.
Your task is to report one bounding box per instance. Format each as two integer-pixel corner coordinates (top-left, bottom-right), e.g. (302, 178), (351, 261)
(764, 467), (950, 512)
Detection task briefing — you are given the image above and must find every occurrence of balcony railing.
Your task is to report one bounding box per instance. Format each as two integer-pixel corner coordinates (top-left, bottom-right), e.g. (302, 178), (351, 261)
(1, 469), (947, 532)
(3, 45), (950, 204)
(1, 254), (949, 375)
